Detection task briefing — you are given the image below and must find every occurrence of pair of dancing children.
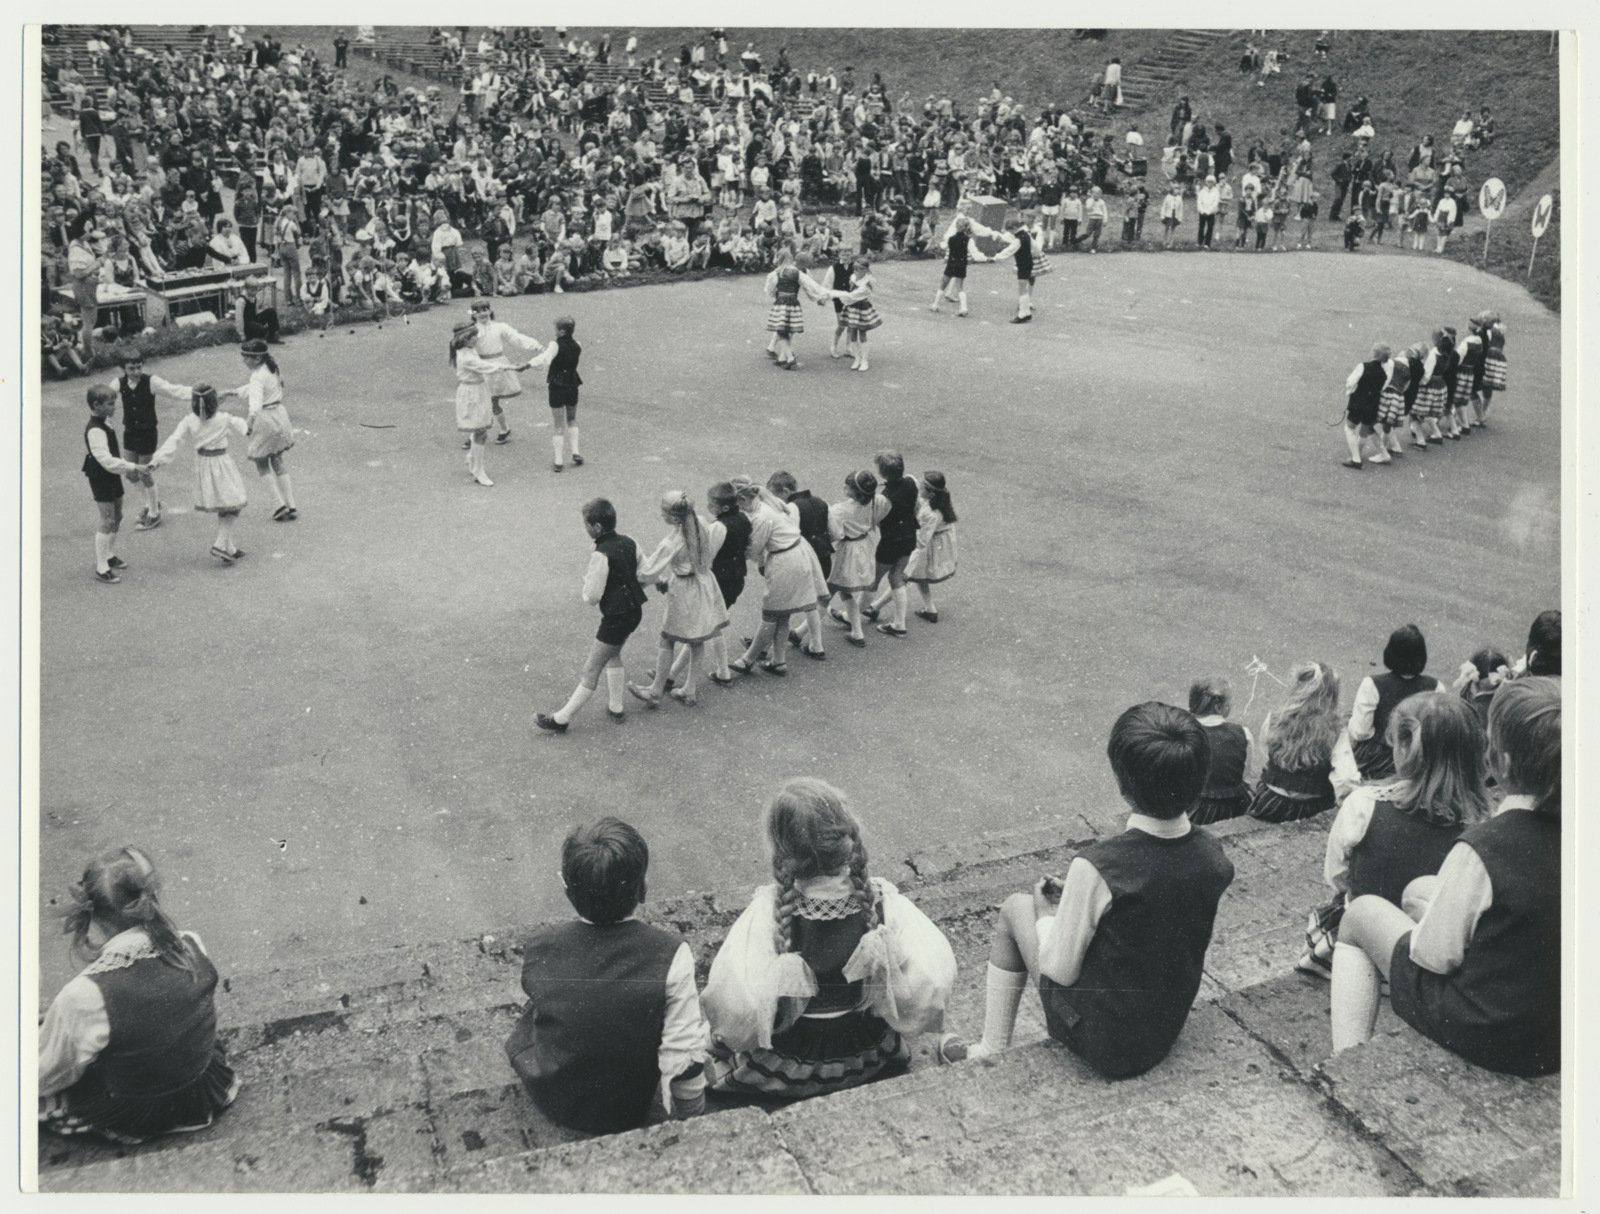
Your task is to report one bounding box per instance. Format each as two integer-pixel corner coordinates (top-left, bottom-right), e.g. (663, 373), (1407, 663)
(507, 705), (1242, 1138)
(449, 303), (584, 486)
(928, 213), (1047, 324)
(1340, 311), (1509, 470)
(81, 340), (297, 580)
(764, 251), (882, 371)
(533, 455), (957, 732)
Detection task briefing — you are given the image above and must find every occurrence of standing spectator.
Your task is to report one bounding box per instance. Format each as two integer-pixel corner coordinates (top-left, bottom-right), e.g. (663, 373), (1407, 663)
(1083, 187), (1108, 252)
(1319, 75), (1338, 135)
(1195, 175), (1220, 247)
(1329, 153), (1353, 222)
(272, 207), (303, 305)
(1102, 57), (1123, 111)
(333, 32), (349, 68)
(1432, 192), (1458, 254)
(295, 148), (327, 233)
(1159, 183), (1184, 248)
(66, 229), (103, 357)
(1170, 94), (1192, 140)
(232, 179), (261, 263)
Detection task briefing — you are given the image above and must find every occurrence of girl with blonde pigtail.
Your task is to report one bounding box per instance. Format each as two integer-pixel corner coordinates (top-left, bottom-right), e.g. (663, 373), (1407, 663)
(628, 490), (730, 708)
(1246, 660), (1343, 822)
(702, 778), (957, 1099)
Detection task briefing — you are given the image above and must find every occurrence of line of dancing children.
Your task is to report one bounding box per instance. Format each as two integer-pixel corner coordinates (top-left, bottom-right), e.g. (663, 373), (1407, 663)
(81, 339), (299, 581)
(1340, 310), (1508, 469)
(534, 451), (957, 732)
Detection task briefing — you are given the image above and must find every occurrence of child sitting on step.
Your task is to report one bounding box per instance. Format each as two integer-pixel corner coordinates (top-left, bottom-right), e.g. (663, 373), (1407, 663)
(940, 702), (1235, 1078)
(505, 818), (711, 1133)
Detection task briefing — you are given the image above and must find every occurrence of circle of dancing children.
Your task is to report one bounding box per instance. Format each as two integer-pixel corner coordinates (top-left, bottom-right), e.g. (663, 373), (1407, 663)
(1296, 692), (1487, 981)
(937, 702), (1234, 1077)
(147, 384), (252, 565)
(231, 340), (298, 521)
(39, 847), (242, 1143)
(535, 497), (650, 732)
(106, 351), (193, 533)
(1329, 676), (1560, 1077)
(464, 300), (544, 448)
(701, 778), (956, 1099)
(449, 318), (516, 487)
(627, 491), (730, 709)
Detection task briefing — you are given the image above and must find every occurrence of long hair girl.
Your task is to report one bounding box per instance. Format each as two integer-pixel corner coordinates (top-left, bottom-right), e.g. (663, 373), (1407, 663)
(766, 777), (880, 954)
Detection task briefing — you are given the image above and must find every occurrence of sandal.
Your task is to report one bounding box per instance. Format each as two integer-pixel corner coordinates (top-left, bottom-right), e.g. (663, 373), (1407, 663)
(709, 672), (737, 687)
(801, 647), (826, 660)
(860, 605), (881, 622)
(759, 661), (788, 676)
(728, 658), (755, 676)
(876, 623), (909, 638)
(668, 688), (699, 707)
(847, 635), (867, 647)
(626, 682), (661, 708)
(828, 609), (852, 627)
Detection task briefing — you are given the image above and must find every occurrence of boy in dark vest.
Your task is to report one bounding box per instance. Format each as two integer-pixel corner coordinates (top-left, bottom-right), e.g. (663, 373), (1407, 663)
(536, 498), (648, 732)
(525, 314), (584, 472)
(1341, 342), (1393, 468)
(82, 385), (145, 583)
(940, 701), (1235, 1078)
(106, 351), (193, 530)
(505, 817), (711, 1132)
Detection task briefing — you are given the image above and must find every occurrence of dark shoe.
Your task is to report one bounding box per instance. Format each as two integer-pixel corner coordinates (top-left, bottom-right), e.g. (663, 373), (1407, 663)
(1427, 436), (1444, 445)
(788, 630), (805, 648)
(107, 556), (129, 570)
(210, 546), (235, 564)
(860, 605), (881, 622)
(285, 509), (298, 520)
(876, 623), (909, 637)
(273, 505), (292, 521)
(134, 511), (162, 531)
(1340, 459), (1363, 470)
(829, 608), (852, 627)
(94, 568), (120, 583)
(553, 463), (564, 472)
(627, 682), (661, 707)
(847, 634), (867, 647)
(709, 672), (737, 687)
(802, 647), (826, 660)
(570, 453), (584, 466)
(668, 687), (699, 706)
(759, 661), (788, 676)
(729, 658), (755, 676)
(229, 548), (246, 560)
(495, 430), (513, 444)
(534, 712), (568, 733)
(914, 610), (939, 623)
(606, 707), (626, 722)
(462, 439), (472, 450)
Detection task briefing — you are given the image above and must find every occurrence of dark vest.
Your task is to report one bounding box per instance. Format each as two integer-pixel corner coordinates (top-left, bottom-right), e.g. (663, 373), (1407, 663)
(1199, 721), (1249, 800)
(1347, 799), (1464, 904)
(789, 490), (833, 558)
(505, 919), (684, 1134)
(788, 910), (871, 1015)
(1440, 346), (1461, 401)
(1014, 230), (1034, 278)
(1348, 359), (1387, 411)
(87, 942), (220, 1099)
(118, 374), (159, 435)
(946, 232), (970, 268)
(879, 476), (919, 544)
(82, 418), (124, 498)
(1040, 827), (1234, 1078)
(1404, 355), (1425, 405)
(547, 335), (583, 388)
(1352, 673), (1440, 776)
(711, 508), (751, 594)
(594, 531), (647, 618)
(774, 265), (800, 304)
(1394, 810), (1560, 1077)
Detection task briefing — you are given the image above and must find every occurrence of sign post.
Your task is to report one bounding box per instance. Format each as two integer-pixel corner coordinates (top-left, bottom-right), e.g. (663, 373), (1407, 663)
(1478, 177), (1506, 266)
(1528, 193), (1553, 281)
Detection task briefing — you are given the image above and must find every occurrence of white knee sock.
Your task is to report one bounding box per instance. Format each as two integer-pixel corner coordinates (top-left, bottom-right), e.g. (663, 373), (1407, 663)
(1343, 424), (1364, 463)
(803, 607), (823, 652)
(261, 470), (286, 509)
(604, 667), (626, 712)
(554, 684), (592, 724)
(94, 532), (110, 573)
(958, 291), (968, 312)
(142, 477), (158, 513)
(711, 634), (730, 678)
(276, 472), (295, 509)
(891, 585), (908, 628)
(1329, 942), (1382, 1052)
(218, 515), (237, 552)
(551, 433), (565, 466)
(567, 426), (580, 456)
(976, 963), (1028, 1057)
(930, 291), (942, 310)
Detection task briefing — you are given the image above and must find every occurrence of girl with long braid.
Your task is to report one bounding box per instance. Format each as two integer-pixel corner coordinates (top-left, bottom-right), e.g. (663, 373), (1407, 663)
(224, 340), (299, 521)
(628, 491), (729, 709)
(702, 779), (956, 1099)
(39, 847), (241, 1143)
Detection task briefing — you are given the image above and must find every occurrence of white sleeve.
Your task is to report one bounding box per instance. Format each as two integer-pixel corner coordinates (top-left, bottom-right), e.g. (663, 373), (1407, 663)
(579, 552), (608, 604)
(86, 427), (140, 474)
(702, 886), (817, 1053)
(1347, 676), (1381, 741)
(842, 880), (957, 1034)
(656, 942), (711, 1113)
(636, 533), (676, 583)
(149, 413), (197, 466)
(38, 975), (111, 1096)
(1036, 856), (1114, 986)
(1324, 785), (1379, 893)
(1408, 842), (1494, 975)
(150, 375), (194, 400)
(1345, 363), (1365, 393)
(524, 342), (558, 370)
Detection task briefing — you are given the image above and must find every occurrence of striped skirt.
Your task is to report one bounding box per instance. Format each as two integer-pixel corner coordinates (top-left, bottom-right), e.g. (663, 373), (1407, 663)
(766, 301), (805, 334)
(1482, 353), (1508, 390)
(707, 1008), (910, 1100)
(1377, 386), (1408, 428)
(842, 300), (882, 331)
(39, 1041), (239, 1145)
(1412, 380), (1448, 419)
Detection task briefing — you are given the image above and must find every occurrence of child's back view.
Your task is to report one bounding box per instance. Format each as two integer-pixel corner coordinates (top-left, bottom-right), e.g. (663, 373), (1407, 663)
(942, 702), (1235, 1079)
(505, 818), (709, 1134)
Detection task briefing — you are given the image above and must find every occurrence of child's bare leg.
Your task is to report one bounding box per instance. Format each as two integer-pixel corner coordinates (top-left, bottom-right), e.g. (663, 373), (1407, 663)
(916, 582), (937, 615)
(640, 640), (675, 699)
(1330, 894), (1417, 1051)
(491, 397), (510, 435)
(847, 594), (864, 641)
(550, 640), (609, 723)
(956, 892), (1042, 1061)
(1478, 387), (1495, 422)
(737, 620), (778, 667)
(672, 643), (702, 700)
(767, 614), (791, 665)
(216, 511), (238, 556)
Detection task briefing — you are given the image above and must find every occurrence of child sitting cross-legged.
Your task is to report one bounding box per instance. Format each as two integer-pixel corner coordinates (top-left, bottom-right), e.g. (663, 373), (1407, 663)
(939, 702), (1236, 1078)
(504, 818), (711, 1133)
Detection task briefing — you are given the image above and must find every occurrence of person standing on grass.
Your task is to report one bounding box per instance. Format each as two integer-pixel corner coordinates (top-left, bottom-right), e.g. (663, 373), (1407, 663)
(1159, 183), (1184, 249)
(106, 352), (192, 533)
(1431, 193), (1457, 254)
(536, 498), (650, 732)
(1195, 175), (1220, 248)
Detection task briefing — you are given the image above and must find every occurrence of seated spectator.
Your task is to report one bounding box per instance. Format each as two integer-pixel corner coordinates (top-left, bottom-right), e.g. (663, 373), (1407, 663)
(703, 778), (956, 1099)
(302, 264), (333, 326)
(1450, 108), (1476, 150)
(1450, 647), (1511, 733)
(42, 310), (89, 378)
(513, 244), (544, 293)
(662, 223), (692, 271)
(234, 280), (281, 343)
(1247, 662), (1342, 821)
(687, 227), (712, 270)
(504, 818), (711, 1134)
(492, 245), (520, 295)
(1331, 678), (1560, 1077)
(1471, 106), (1497, 149)
(39, 847), (242, 1144)
(1517, 609), (1560, 679)
(1348, 625), (1440, 781)
(939, 703), (1234, 1077)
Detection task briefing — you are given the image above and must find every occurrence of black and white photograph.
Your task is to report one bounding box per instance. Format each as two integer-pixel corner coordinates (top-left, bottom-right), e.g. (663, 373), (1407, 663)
(17, 6), (1589, 1198)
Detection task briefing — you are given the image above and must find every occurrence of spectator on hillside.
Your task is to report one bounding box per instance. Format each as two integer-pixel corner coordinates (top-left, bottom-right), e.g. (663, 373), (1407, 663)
(1102, 57), (1123, 111)
(1329, 153), (1353, 222)
(1195, 175), (1220, 247)
(206, 218), (249, 267)
(1450, 108), (1476, 150)
(1319, 75), (1338, 135)
(1471, 107), (1497, 149)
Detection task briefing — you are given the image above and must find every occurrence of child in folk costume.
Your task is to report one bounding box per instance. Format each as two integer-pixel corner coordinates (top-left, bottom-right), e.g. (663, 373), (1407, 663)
(465, 299), (543, 446)
(1346, 624), (1439, 782)
(728, 477), (831, 678)
(861, 450), (920, 636)
(1340, 343), (1395, 469)
(1246, 661), (1342, 823)
(1298, 694), (1486, 981)
(106, 351), (192, 532)
(1479, 318), (1508, 422)
(1331, 677), (1559, 1077)
(994, 218), (1041, 324)
(522, 315), (585, 472)
(147, 385), (251, 564)
(835, 257), (883, 372)
(1467, 311), (1506, 427)
(1438, 324), (1467, 440)
(1187, 677), (1253, 826)
(763, 249), (831, 369)
(663, 483), (749, 690)
(628, 491), (730, 709)
(1399, 342), (1435, 450)
(1409, 334), (1451, 446)
(39, 847), (241, 1144)
(824, 469), (890, 648)
(771, 471), (833, 662)
(1375, 351), (1413, 460)
(81, 386), (143, 583)
(223, 340), (297, 521)
(449, 319), (515, 488)
(930, 214), (978, 316)
(536, 498), (651, 732)
(814, 253), (855, 359)
(703, 778), (956, 1099)
(905, 471), (958, 622)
